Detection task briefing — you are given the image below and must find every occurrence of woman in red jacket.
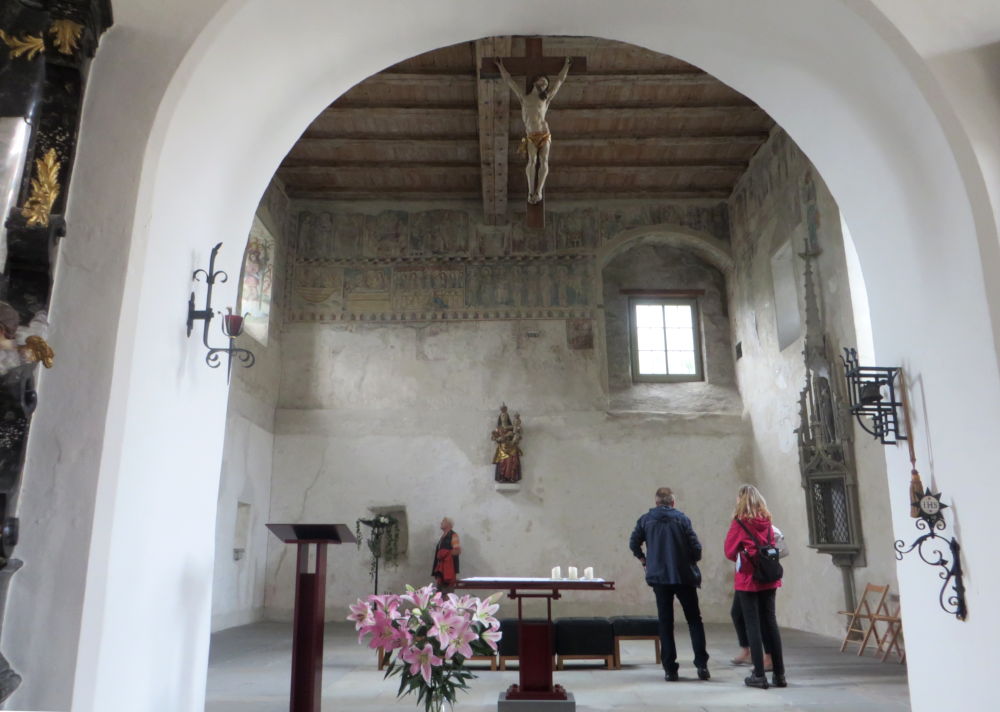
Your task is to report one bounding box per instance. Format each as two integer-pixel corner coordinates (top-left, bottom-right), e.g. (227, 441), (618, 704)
(723, 485), (786, 689)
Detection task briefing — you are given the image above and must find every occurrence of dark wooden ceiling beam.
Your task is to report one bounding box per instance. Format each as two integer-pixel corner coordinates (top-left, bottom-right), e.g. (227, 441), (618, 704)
(343, 71), (724, 83)
(281, 159), (482, 169)
(286, 189), (483, 200)
(280, 159), (748, 170)
(300, 130), (481, 141)
(299, 128), (769, 141)
(291, 135), (768, 150)
(316, 106), (767, 122)
(475, 36), (512, 226)
(284, 188), (730, 201)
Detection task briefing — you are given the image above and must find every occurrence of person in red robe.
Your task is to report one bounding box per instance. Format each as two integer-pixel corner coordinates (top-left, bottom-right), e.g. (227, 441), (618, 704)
(432, 517), (461, 592)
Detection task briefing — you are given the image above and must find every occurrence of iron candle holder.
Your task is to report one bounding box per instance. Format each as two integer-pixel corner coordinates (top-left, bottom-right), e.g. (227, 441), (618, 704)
(186, 242), (255, 381)
(841, 348), (906, 444)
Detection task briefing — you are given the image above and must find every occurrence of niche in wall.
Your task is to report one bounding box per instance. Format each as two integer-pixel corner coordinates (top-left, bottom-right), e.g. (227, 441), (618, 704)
(770, 238), (802, 351)
(233, 501), (251, 561)
(366, 505), (409, 558)
(602, 239), (737, 411)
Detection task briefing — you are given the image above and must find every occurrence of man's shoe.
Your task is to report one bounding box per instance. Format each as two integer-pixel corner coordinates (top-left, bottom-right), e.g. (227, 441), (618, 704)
(744, 673), (769, 689)
(771, 673), (787, 688)
(697, 666), (711, 680)
(664, 671), (679, 681)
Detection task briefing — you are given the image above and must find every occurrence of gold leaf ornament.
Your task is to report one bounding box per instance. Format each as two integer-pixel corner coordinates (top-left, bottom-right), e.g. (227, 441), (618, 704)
(0, 29), (45, 60)
(21, 149), (61, 228)
(22, 336), (54, 369)
(49, 19), (84, 55)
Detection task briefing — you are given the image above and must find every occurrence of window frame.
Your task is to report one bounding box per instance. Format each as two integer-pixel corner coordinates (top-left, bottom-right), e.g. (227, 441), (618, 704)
(627, 296), (705, 383)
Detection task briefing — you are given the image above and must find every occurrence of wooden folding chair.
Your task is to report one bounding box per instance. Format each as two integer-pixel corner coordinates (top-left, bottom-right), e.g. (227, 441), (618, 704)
(838, 583), (890, 655)
(873, 594), (905, 664)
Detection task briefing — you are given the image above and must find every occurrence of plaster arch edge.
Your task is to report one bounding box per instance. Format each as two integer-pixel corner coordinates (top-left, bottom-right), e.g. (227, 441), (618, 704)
(62, 3), (1000, 712)
(597, 224), (734, 277)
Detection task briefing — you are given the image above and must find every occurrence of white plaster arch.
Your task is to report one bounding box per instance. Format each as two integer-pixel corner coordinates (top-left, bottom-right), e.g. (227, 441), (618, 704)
(597, 224), (734, 276)
(29, 2), (999, 711)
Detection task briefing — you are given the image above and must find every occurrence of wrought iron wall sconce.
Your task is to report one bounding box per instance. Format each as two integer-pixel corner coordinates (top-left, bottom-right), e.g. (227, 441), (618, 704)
(843, 347), (969, 620)
(841, 348), (906, 444)
(894, 489), (967, 620)
(187, 242), (255, 381)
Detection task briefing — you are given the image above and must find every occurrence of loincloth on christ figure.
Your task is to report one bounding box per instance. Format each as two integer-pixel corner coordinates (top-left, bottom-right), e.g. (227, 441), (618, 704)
(519, 131), (551, 154)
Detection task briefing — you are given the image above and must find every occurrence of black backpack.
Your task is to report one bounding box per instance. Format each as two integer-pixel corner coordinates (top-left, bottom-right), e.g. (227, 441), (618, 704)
(735, 518), (783, 584)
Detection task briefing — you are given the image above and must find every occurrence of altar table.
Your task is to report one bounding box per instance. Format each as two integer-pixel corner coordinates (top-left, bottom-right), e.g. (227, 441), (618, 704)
(455, 577), (615, 705)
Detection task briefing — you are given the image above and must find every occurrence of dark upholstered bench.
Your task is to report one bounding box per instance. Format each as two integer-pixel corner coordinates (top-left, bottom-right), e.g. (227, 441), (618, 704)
(497, 618), (553, 670)
(554, 617), (614, 670)
(610, 615), (661, 669)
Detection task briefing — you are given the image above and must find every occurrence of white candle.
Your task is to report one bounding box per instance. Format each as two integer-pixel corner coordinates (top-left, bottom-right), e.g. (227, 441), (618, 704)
(568, 566), (578, 580)
(551, 566), (561, 579)
(584, 566), (594, 579)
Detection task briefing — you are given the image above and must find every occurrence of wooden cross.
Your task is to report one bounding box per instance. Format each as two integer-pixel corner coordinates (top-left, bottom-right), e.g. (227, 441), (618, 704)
(480, 38), (587, 229)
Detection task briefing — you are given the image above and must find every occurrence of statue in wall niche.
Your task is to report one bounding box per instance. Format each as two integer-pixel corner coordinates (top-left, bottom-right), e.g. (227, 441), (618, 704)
(491, 404), (523, 483)
(0, 304), (53, 376)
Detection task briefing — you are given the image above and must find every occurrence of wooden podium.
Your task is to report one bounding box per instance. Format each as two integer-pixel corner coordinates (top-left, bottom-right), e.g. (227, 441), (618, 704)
(455, 577), (614, 706)
(267, 523), (356, 712)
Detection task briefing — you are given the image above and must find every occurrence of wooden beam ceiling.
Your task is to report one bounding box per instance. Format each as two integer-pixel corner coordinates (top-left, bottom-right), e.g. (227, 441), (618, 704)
(277, 37), (776, 206)
(475, 36), (512, 225)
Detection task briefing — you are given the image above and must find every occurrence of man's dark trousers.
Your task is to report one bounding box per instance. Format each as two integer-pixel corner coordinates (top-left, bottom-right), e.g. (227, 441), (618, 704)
(653, 583), (709, 674)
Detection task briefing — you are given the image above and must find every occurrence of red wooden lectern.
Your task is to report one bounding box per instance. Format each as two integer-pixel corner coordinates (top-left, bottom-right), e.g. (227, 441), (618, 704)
(267, 523), (356, 712)
(455, 577), (614, 703)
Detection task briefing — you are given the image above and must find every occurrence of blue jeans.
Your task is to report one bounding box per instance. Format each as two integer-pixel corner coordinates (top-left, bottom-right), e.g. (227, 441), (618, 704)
(652, 584), (709, 673)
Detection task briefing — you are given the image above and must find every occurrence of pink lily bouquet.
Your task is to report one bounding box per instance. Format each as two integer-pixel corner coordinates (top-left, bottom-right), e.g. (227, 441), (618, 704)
(349, 584), (503, 712)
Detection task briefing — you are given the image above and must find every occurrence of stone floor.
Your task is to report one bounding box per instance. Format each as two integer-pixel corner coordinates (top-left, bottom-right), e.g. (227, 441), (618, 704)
(206, 621), (910, 711)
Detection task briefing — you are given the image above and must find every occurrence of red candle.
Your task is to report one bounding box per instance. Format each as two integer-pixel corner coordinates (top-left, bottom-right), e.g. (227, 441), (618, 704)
(223, 312), (244, 337)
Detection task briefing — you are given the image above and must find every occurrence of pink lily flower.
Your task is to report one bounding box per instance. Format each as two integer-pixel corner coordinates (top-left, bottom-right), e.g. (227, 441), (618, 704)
(347, 599), (374, 630)
(368, 609), (398, 651)
(401, 642), (443, 685)
(446, 621), (478, 659)
(428, 609), (464, 649)
(401, 584), (435, 611)
(480, 627), (503, 651)
(471, 593), (501, 627)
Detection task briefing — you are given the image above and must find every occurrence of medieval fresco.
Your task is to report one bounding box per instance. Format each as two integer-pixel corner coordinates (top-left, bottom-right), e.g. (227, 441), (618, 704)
(239, 215), (276, 344)
(288, 256), (593, 323)
(286, 202), (727, 323)
(566, 318), (595, 350)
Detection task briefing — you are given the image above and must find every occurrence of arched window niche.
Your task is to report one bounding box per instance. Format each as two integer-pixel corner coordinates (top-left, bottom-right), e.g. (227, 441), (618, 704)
(600, 228), (741, 414)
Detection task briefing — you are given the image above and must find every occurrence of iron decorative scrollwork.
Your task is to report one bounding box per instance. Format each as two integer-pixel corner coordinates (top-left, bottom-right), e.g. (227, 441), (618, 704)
(893, 488), (967, 621)
(841, 348), (906, 445)
(187, 243), (255, 381)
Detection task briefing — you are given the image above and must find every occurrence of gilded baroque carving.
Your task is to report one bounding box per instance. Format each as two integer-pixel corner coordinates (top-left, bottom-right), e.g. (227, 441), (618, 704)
(21, 149), (61, 228)
(49, 19), (84, 55)
(0, 29), (45, 60)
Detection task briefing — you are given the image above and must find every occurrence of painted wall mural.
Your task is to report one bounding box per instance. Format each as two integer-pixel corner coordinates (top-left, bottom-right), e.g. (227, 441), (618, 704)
(289, 256), (593, 323)
(287, 203), (727, 324)
(239, 215), (276, 344)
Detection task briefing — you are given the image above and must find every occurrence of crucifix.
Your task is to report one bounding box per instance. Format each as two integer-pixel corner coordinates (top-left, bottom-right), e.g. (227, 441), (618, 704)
(480, 39), (587, 229)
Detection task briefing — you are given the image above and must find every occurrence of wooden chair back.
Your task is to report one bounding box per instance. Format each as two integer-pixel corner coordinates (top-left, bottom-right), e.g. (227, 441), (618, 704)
(838, 583), (890, 655)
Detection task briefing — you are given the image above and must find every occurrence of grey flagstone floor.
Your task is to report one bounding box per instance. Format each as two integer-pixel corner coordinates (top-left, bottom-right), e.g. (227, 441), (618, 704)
(206, 621), (910, 711)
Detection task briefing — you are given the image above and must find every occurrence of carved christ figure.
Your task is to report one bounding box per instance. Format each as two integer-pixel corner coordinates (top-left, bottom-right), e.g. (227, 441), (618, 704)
(496, 57), (572, 205)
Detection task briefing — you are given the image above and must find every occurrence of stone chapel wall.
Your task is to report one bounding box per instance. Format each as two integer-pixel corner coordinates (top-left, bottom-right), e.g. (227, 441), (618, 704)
(211, 179), (291, 631)
(728, 128), (898, 638)
(602, 243), (739, 413)
(264, 200), (752, 622)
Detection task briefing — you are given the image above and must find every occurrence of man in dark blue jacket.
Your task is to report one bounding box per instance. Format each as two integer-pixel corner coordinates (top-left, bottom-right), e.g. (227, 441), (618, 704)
(629, 487), (710, 681)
